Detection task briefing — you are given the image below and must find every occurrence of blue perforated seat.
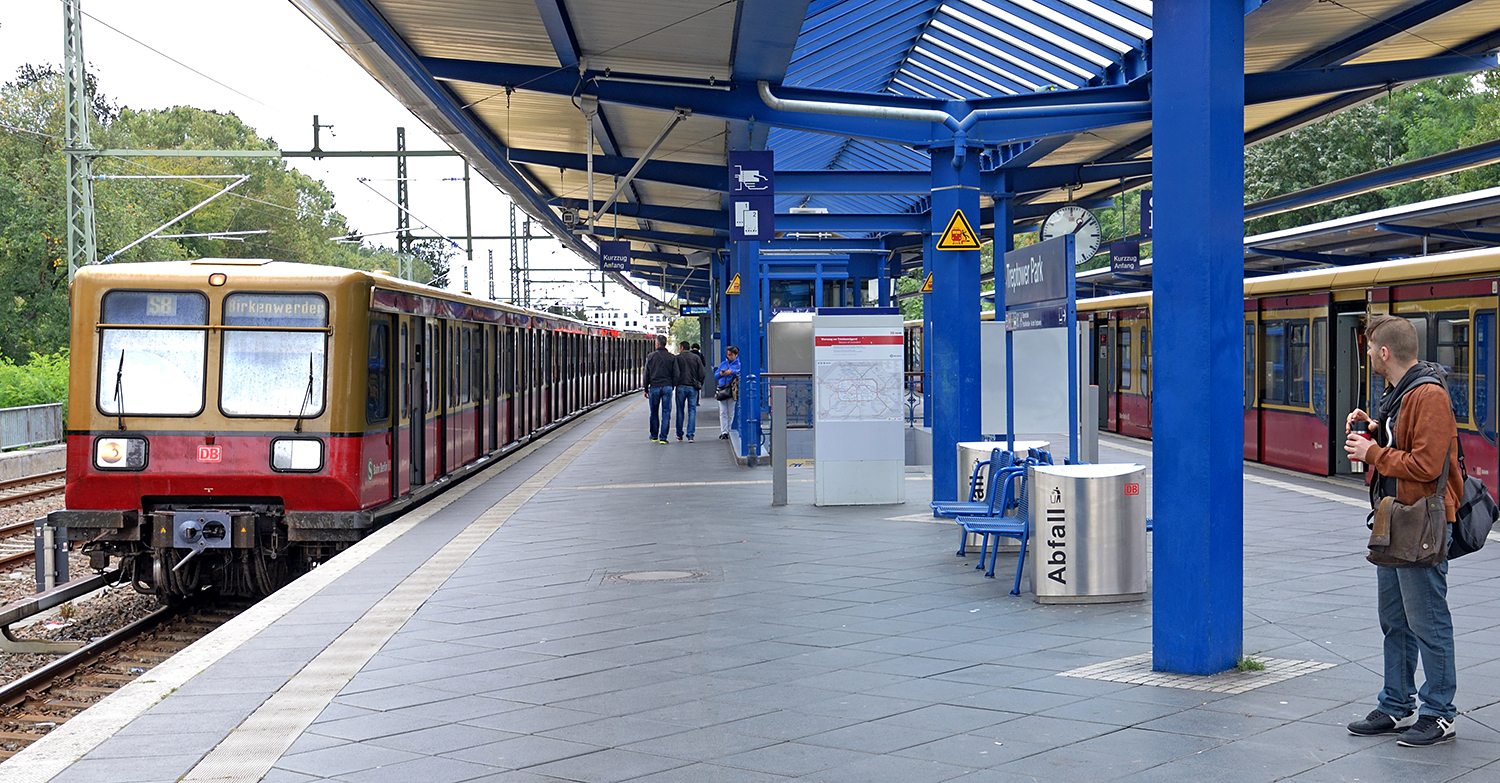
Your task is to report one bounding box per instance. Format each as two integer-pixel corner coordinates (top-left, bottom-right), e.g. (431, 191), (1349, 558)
(955, 467), (1031, 596)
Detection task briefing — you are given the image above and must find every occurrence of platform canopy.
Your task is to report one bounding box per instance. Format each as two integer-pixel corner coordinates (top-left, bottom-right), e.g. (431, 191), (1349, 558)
(289, 0), (1500, 305)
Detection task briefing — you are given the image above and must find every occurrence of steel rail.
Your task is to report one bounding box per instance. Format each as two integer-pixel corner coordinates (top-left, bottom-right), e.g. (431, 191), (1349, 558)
(0, 604), (177, 709)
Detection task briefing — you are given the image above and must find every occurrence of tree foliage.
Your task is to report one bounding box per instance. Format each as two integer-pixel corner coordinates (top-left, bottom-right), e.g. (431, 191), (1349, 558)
(0, 65), (438, 362)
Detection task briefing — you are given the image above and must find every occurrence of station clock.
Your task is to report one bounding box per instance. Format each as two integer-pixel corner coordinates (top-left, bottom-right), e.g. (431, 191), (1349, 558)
(1040, 206), (1103, 267)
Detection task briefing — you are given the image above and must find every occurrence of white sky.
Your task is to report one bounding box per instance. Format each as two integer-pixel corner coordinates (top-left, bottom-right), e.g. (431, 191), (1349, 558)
(0, 0), (659, 312)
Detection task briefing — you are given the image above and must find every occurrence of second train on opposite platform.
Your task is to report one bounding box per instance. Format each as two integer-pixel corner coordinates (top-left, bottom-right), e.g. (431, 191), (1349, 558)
(904, 247), (1500, 496)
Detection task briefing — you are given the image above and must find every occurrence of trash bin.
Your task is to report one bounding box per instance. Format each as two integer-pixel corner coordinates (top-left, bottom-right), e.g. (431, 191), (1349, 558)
(1028, 463), (1147, 604)
(956, 441), (1047, 553)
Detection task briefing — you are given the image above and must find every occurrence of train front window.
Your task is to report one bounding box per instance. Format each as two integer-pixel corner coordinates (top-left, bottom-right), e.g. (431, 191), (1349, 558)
(97, 291), (208, 416)
(220, 293), (328, 418)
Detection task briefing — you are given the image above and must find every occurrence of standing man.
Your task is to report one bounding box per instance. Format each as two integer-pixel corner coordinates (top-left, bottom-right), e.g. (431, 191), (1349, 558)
(644, 335), (678, 444)
(714, 346), (740, 440)
(675, 340), (706, 442)
(1344, 315), (1462, 746)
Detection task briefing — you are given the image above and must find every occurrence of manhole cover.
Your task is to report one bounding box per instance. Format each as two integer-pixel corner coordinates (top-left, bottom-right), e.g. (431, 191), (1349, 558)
(606, 570), (706, 583)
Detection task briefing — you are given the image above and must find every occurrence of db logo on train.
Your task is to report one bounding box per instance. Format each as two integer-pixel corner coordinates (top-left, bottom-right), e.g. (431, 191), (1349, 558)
(1124, 483), (1140, 496)
(198, 445), (223, 463)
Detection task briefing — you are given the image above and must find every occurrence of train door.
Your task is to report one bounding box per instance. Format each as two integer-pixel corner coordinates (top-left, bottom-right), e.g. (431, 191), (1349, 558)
(1255, 294), (1329, 474)
(1113, 318), (1132, 433)
(1477, 299), (1498, 497)
(1331, 306), (1365, 475)
(1244, 305), (1260, 462)
(426, 319), (441, 483)
(487, 325), (498, 454)
(396, 319), (411, 497)
(369, 315), (396, 503)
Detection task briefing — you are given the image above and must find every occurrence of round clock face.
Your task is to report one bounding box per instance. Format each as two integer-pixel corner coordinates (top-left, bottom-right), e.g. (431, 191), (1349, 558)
(1040, 206), (1103, 266)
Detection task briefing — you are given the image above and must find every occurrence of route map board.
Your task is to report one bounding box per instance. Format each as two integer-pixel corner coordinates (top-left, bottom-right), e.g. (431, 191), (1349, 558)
(812, 310), (906, 506)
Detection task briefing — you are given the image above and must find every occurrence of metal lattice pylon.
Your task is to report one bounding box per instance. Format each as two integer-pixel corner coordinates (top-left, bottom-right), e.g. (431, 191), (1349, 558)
(64, 0), (97, 279)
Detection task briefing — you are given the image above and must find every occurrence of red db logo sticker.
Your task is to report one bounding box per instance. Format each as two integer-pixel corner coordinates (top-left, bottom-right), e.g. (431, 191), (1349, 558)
(1124, 483), (1140, 496)
(197, 445), (223, 463)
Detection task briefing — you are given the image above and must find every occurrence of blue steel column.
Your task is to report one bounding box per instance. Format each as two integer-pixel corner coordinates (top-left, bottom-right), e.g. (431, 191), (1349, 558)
(929, 145), (982, 503)
(733, 240), (763, 460)
(716, 254), (730, 362)
(1153, 0), (1245, 674)
(878, 255), (891, 308)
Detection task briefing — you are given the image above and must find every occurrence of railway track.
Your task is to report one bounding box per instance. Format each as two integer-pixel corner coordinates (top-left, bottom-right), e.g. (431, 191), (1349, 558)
(0, 597), (248, 760)
(0, 471), (68, 570)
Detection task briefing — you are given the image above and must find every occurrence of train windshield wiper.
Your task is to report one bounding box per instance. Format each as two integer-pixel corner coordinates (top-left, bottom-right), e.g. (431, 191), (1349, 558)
(113, 349), (126, 431)
(294, 354), (315, 433)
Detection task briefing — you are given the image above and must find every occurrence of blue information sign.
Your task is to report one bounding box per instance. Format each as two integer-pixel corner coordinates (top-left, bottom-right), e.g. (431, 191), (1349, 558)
(680, 305), (710, 316)
(599, 240), (631, 272)
(729, 151), (774, 242)
(1111, 240), (1140, 273)
(1140, 188), (1152, 237)
(1005, 306), (1067, 331)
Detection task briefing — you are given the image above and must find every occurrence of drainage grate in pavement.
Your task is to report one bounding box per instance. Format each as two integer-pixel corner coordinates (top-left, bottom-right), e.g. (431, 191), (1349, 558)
(1059, 653), (1337, 694)
(601, 569), (710, 584)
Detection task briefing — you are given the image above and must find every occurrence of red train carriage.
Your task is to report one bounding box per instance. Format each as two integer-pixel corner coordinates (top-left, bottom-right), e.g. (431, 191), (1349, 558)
(51, 260), (651, 599)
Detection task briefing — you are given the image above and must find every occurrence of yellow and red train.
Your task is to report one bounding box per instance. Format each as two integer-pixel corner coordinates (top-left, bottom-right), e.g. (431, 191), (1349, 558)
(51, 260), (652, 598)
(907, 248), (1500, 495)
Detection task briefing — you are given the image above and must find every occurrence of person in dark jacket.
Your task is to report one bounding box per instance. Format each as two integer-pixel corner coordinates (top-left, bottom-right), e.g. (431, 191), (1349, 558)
(1344, 315), (1462, 747)
(643, 335), (678, 444)
(674, 340), (706, 442)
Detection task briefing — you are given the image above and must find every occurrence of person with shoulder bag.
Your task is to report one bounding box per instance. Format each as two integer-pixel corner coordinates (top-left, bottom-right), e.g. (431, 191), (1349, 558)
(714, 346), (740, 440)
(1343, 315), (1463, 747)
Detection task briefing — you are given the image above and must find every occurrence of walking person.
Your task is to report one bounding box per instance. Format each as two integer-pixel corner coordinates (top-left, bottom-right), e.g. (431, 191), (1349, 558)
(674, 341), (706, 442)
(714, 346), (740, 440)
(644, 335), (678, 444)
(1344, 315), (1463, 747)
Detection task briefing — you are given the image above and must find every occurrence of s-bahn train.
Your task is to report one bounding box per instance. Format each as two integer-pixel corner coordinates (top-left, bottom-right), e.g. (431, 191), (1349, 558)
(905, 247), (1500, 497)
(50, 260), (653, 599)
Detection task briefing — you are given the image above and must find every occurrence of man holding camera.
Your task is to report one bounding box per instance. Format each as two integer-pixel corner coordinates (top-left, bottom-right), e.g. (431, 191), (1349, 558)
(1343, 315), (1462, 747)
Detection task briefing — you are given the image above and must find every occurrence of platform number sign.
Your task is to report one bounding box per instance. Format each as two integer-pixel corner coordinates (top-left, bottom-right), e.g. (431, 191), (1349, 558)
(198, 445), (223, 463)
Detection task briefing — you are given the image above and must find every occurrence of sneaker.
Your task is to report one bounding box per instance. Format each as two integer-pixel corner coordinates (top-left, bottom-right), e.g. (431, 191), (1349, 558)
(1347, 709), (1416, 736)
(677, 436), (684, 441)
(657, 439), (668, 445)
(719, 433), (729, 440)
(687, 437), (694, 443)
(1397, 715), (1456, 747)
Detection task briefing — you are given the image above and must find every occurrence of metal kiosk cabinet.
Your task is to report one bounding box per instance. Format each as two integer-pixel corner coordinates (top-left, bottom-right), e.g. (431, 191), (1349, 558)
(1029, 463), (1147, 604)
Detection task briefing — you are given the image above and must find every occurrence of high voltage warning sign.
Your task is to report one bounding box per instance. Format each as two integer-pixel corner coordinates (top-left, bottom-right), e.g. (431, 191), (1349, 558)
(725, 273), (742, 295)
(919, 273), (933, 293)
(936, 209), (981, 250)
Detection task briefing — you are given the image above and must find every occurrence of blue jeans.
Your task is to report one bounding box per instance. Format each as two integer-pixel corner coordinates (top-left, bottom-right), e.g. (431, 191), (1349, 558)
(648, 386), (673, 440)
(1377, 559), (1457, 721)
(675, 386), (699, 438)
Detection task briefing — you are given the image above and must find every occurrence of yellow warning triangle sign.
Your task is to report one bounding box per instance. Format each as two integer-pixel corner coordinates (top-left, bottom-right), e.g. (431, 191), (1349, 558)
(725, 273), (742, 295)
(936, 209), (982, 250)
(919, 272), (933, 294)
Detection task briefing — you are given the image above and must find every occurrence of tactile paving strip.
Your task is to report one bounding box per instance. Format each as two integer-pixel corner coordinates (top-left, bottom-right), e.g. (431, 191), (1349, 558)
(1059, 653), (1337, 694)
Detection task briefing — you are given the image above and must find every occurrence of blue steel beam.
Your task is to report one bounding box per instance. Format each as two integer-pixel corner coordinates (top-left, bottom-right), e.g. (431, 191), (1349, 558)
(551, 198), (727, 231)
(531, 0), (581, 68)
(1245, 54), (1500, 104)
(1245, 246), (1386, 265)
(608, 229), (725, 251)
(760, 237), (887, 252)
(1288, 0), (1475, 68)
(509, 148), (725, 191)
(777, 213), (927, 232)
(1152, 0), (1244, 676)
(1375, 223), (1500, 246)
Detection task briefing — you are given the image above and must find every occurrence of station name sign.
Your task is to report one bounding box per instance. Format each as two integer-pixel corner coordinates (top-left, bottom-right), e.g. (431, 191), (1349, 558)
(1002, 235), (1069, 306)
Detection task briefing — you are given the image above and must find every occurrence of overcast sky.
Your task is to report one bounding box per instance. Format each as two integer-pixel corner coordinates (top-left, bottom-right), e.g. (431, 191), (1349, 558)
(1, 0), (654, 311)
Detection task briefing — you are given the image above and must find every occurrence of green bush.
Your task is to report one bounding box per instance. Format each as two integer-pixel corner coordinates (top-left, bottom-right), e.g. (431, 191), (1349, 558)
(0, 351), (69, 413)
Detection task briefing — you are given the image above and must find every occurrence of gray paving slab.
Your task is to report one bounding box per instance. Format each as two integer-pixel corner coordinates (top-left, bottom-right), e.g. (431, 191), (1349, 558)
(39, 419), (1500, 783)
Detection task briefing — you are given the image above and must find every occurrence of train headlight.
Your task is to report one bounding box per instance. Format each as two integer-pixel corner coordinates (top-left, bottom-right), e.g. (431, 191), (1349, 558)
(271, 438), (323, 472)
(94, 437), (147, 470)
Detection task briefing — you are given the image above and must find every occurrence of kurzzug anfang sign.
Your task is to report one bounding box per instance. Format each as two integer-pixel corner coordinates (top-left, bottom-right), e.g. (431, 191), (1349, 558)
(599, 240), (631, 272)
(1002, 235), (1069, 306)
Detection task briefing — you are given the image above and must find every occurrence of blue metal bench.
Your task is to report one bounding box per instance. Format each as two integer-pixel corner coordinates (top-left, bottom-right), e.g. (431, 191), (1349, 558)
(932, 448), (1018, 557)
(955, 467), (1031, 596)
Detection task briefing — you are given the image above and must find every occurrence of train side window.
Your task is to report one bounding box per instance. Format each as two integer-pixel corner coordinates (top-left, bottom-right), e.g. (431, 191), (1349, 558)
(1243, 320), (1256, 409)
(1261, 320), (1286, 405)
(460, 328), (471, 404)
(98, 290), (209, 417)
(1139, 327), (1150, 397)
(1118, 327), (1132, 390)
(400, 323), (409, 416)
(1288, 320), (1310, 406)
(1438, 313), (1470, 424)
(1406, 316), (1430, 361)
(367, 320), (390, 423)
(425, 323), (434, 413)
(1478, 310), (1495, 443)
(1311, 318), (1327, 417)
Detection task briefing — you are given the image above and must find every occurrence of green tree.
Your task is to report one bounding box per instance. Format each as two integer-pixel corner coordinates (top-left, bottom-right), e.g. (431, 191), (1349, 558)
(670, 317), (700, 345)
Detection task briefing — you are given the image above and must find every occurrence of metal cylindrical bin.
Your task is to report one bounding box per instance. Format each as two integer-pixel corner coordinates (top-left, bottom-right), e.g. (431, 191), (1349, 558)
(1029, 463), (1147, 604)
(955, 440), (1049, 502)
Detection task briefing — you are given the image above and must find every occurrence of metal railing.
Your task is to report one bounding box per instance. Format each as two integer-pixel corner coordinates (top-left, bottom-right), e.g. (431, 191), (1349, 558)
(905, 372), (926, 427)
(0, 404), (64, 450)
(759, 374), (814, 429)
